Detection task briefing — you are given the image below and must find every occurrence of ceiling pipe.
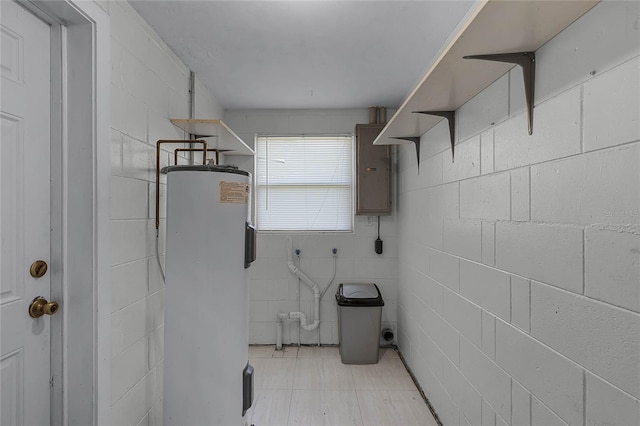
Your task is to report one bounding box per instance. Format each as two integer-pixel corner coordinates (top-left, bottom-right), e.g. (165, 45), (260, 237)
(369, 106), (387, 125)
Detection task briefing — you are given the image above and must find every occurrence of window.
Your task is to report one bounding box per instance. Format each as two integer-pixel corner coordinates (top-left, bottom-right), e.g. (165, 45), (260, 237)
(256, 135), (353, 232)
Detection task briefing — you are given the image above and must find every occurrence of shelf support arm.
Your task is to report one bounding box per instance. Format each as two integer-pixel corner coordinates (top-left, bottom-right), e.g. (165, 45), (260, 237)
(412, 110), (456, 161)
(463, 52), (535, 135)
(391, 137), (421, 174)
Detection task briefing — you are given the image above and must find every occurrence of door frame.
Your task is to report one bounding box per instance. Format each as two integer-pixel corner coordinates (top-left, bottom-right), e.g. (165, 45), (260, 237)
(24, 1), (111, 425)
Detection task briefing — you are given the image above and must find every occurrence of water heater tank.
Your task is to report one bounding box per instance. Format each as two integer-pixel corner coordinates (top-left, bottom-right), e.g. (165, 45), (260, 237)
(162, 165), (254, 425)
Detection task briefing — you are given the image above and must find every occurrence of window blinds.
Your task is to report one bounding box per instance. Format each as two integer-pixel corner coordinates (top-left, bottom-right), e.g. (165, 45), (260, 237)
(256, 135), (353, 231)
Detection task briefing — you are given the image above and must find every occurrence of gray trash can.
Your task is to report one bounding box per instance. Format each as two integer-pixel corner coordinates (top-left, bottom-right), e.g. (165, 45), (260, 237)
(335, 283), (384, 364)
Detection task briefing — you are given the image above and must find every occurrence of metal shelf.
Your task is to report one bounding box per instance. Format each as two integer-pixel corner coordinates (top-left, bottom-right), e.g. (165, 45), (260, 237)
(170, 118), (254, 156)
(373, 0), (599, 159)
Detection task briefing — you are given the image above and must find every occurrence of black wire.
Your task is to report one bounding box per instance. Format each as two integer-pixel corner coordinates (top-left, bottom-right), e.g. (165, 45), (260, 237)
(377, 216), (380, 239)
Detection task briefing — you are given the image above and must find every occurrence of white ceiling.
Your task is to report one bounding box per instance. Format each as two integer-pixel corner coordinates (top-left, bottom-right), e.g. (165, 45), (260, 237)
(130, 0), (475, 110)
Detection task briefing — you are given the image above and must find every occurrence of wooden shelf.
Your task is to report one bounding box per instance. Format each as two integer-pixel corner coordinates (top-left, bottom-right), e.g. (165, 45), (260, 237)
(373, 0), (599, 147)
(170, 119), (254, 156)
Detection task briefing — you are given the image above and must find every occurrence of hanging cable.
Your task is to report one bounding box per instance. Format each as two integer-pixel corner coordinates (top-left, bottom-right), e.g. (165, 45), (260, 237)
(156, 229), (165, 282)
(320, 251), (338, 298)
(375, 216), (383, 254)
(296, 248), (301, 347)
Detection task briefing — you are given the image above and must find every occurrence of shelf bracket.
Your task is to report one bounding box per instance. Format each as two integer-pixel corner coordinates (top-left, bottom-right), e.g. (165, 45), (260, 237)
(191, 134), (218, 140)
(412, 110), (456, 161)
(391, 137), (421, 173)
(463, 52), (535, 135)
(174, 148), (231, 166)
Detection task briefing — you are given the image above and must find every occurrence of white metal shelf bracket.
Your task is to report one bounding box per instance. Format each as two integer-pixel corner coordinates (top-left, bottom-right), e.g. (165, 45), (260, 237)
(463, 52), (536, 135)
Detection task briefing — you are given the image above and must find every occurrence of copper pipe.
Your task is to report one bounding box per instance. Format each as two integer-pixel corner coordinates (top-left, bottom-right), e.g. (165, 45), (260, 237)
(173, 148), (229, 165)
(155, 139), (207, 230)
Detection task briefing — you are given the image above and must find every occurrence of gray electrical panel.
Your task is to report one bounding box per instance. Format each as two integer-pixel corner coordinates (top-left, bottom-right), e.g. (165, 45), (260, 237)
(355, 124), (391, 215)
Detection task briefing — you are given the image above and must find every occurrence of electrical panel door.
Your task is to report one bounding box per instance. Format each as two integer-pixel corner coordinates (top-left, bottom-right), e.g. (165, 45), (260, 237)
(355, 124), (392, 215)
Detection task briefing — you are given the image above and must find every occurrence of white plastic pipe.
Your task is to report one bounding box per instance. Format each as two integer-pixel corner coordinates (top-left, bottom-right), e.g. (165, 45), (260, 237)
(287, 262), (321, 297)
(286, 239), (320, 295)
(276, 239), (321, 350)
(287, 293), (320, 331)
(276, 313), (288, 350)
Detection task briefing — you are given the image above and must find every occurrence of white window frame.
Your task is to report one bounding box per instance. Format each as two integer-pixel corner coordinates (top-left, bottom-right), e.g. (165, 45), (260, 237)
(254, 134), (355, 234)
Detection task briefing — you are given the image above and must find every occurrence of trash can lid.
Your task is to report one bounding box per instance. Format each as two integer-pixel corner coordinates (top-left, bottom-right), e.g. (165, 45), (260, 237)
(335, 283), (384, 306)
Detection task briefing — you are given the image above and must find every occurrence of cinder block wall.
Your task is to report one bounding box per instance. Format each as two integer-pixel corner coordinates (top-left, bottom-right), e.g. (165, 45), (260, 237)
(105, 1), (223, 424)
(396, 2), (640, 425)
(224, 109), (399, 345)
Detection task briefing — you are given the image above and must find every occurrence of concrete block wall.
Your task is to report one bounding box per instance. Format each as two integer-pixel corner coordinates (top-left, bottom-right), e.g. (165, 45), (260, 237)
(224, 109), (399, 345)
(397, 2), (640, 425)
(105, 1), (223, 425)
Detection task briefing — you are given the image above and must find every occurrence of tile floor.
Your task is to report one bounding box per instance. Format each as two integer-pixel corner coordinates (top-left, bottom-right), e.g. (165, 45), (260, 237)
(246, 345), (438, 426)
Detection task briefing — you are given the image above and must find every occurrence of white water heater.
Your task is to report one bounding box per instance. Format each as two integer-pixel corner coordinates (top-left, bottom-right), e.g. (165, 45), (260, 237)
(163, 165), (255, 425)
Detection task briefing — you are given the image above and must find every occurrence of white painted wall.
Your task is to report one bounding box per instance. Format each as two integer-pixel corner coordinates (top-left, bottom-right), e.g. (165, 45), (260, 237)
(396, 2), (640, 425)
(224, 109), (399, 345)
(103, 1), (223, 425)
(99, 1), (639, 424)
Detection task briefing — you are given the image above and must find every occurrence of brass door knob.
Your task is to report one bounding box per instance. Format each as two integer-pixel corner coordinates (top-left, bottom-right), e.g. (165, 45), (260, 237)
(30, 260), (48, 278)
(28, 297), (60, 318)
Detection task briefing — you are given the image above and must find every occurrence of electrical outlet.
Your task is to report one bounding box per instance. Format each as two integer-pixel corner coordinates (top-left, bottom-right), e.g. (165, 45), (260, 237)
(366, 216), (374, 226)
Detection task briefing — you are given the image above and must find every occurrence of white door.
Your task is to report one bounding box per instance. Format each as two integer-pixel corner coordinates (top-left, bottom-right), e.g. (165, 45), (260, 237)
(1, 1), (53, 425)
